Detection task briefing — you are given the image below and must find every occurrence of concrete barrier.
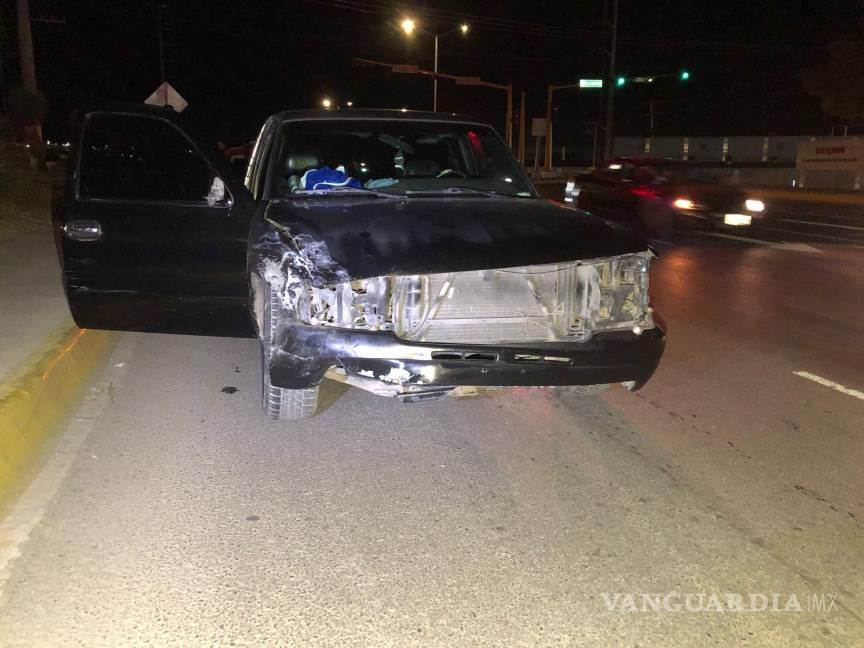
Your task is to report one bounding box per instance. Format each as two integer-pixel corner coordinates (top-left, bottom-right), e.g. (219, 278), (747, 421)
(0, 322), (114, 506)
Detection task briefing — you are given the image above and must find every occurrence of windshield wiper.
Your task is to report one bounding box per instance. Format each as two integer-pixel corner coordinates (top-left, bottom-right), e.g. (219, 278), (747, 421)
(404, 187), (501, 198)
(285, 187), (405, 200)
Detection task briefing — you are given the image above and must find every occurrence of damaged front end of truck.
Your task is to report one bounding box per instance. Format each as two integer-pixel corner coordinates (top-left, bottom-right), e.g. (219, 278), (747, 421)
(250, 200), (665, 402)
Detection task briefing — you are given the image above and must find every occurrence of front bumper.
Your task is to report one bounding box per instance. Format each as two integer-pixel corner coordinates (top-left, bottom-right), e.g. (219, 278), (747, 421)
(269, 321), (666, 393)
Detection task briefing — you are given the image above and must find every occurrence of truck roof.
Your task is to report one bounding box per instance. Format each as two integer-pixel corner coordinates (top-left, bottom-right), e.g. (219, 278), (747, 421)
(273, 108), (489, 125)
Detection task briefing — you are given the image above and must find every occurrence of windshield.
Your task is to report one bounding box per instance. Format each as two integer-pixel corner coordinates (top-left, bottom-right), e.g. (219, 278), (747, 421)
(272, 119), (534, 198)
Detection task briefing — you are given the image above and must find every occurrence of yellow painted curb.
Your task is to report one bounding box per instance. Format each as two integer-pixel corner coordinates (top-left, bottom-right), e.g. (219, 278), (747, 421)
(0, 323), (115, 505)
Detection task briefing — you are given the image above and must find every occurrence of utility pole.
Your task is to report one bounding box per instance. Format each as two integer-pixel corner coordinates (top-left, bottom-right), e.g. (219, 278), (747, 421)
(158, 4), (166, 84)
(544, 85), (553, 171)
(0, 33), (5, 115)
(603, 0), (618, 160)
(156, 3), (169, 105)
(586, 121), (599, 167)
(505, 84), (513, 148)
(433, 34), (438, 112)
(16, 0), (43, 167)
(649, 100), (654, 135)
(518, 91), (526, 164)
(16, 0), (36, 93)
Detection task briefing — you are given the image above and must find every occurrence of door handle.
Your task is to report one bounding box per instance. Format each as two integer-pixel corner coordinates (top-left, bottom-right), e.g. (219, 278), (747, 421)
(62, 220), (102, 241)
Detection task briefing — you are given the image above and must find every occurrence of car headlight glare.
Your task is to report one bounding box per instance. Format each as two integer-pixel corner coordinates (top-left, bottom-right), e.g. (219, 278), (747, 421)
(745, 198), (765, 212)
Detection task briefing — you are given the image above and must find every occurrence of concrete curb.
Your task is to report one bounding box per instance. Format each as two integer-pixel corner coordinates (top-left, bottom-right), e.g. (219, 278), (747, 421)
(0, 322), (114, 506)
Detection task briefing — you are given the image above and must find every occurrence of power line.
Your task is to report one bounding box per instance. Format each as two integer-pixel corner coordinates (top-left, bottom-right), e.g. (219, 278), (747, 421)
(298, 0), (813, 52)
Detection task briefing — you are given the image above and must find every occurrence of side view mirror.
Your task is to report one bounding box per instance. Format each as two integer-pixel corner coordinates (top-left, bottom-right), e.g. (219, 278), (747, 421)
(206, 176), (233, 207)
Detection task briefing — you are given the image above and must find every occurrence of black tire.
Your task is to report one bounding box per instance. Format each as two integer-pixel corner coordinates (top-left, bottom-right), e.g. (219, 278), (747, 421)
(261, 284), (319, 420)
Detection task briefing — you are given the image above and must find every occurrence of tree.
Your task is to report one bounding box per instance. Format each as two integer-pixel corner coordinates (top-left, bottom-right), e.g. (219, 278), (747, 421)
(801, 19), (864, 122)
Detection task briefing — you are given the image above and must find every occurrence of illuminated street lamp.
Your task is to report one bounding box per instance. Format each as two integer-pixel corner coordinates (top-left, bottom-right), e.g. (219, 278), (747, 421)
(399, 18), (469, 112)
(346, 100), (354, 107)
(321, 97), (332, 109)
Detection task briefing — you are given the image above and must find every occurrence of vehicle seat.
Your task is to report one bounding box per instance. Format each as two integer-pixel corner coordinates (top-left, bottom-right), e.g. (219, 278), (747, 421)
(404, 158), (442, 177)
(285, 149), (321, 175)
(282, 148), (321, 192)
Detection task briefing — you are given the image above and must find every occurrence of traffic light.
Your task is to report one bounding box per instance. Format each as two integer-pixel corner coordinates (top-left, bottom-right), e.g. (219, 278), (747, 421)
(616, 76), (627, 87)
(680, 70), (691, 81)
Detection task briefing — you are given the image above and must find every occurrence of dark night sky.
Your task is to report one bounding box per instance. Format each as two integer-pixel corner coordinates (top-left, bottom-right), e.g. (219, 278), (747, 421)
(0, 0), (855, 150)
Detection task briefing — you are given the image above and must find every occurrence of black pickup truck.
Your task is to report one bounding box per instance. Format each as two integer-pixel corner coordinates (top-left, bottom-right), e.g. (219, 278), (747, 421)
(54, 106), (665, 420)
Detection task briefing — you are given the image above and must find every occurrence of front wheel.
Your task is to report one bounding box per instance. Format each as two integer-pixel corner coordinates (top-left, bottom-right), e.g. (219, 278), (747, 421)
(261, 284), (319, 420)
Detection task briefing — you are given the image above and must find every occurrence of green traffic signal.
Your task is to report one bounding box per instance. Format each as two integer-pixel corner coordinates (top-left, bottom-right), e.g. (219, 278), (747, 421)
(616, 76), (626, 87)
(680, 70), (691, 81)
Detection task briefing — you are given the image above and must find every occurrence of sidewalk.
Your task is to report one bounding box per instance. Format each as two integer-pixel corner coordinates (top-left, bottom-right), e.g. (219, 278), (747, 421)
(0, 170), (115, 508)
(0, 231), (72, 382)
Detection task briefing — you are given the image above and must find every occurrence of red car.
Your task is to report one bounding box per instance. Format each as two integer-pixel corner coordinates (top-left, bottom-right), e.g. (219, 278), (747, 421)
(565, 157), (766, 238)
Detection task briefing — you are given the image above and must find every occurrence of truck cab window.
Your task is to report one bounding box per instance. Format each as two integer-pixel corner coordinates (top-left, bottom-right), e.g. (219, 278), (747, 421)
(79, 114), (212, 203)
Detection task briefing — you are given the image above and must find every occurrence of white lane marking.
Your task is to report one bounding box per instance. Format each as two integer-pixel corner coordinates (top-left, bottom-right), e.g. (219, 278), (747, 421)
(757, 225), (862, 242)
(768, 242), (824, 252)
(701, 231), (822, 253)
(780, 218), (864, 232)
(702, 231), (778, 245)
(793, 371), (864, 402)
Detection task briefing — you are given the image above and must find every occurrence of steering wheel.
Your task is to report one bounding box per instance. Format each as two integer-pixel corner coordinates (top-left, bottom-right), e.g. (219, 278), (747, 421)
(436, 168), (466, 178)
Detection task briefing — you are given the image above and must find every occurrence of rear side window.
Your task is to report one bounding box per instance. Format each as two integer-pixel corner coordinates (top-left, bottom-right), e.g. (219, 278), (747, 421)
(78, 114), (211, 202)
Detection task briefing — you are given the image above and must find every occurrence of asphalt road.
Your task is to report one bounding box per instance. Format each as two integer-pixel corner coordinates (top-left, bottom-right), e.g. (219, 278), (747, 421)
(0, 202), (862, 646)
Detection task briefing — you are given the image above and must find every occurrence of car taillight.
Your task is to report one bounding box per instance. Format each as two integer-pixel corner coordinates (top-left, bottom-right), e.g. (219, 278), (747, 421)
(630, 186), (660, 199)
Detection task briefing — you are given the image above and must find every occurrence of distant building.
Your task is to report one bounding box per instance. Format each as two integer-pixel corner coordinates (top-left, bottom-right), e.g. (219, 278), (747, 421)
(612, 135), (822, 164)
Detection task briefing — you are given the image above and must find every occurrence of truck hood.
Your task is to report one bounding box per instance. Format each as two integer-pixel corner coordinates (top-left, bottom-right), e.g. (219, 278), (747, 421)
(262, 196), (647, 280)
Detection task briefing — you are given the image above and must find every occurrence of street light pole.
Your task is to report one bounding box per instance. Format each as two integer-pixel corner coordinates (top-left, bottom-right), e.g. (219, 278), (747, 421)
(603, 0), (619, 160)
(401, 19), (466, 113)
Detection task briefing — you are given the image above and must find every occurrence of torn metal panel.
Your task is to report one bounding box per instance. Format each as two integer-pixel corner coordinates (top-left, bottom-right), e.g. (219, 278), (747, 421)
(252, 222), (351, 320)
(254, 251), (654, 344)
